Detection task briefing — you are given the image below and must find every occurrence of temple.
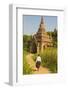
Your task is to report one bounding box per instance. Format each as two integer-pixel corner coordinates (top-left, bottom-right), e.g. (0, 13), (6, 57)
(30, 16), (53, 53)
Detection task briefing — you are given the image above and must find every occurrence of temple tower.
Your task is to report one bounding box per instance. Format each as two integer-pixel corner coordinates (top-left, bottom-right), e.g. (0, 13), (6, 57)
(34, 16), (52, 53)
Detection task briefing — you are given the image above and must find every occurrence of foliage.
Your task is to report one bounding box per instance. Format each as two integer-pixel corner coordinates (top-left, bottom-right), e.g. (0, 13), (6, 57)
(47, 28), (57, 47)
(33, 48), (57, 73)
(23, 35), (32, 51)
(41, 48), (57, 73)
(23, 50), (33, 74)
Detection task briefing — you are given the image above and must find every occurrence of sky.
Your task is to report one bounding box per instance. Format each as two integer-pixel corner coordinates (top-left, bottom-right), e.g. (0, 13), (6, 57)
(23, 15), (57, 35)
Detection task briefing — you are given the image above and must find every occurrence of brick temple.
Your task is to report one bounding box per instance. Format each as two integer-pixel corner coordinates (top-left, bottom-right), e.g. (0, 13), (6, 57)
(30, 16), (53, 53)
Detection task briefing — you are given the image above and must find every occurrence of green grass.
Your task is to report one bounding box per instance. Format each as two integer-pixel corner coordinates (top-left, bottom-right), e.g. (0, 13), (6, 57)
(23, 50), (33, 75)
(33, 48), (57, 73)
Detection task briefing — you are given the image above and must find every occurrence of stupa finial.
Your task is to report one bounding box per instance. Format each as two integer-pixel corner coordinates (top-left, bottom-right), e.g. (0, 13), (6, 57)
(41, 16), (44, 24)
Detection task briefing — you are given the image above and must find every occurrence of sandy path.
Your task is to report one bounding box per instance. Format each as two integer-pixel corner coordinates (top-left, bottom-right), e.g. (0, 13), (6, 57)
(26, 53), (51, 74)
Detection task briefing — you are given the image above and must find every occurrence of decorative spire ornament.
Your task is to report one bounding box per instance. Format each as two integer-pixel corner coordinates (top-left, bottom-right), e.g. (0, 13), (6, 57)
(41, 16), (44, 24)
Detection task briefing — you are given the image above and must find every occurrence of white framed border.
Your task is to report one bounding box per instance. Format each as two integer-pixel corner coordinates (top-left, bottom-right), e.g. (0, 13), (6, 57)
(9, 4), (66, 86)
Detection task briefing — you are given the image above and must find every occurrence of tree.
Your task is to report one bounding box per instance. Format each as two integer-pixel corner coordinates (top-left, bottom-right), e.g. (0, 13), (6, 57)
(23, 35), (32, 51)
(52, 28), (57, 47)
(47, 28), (57, 47)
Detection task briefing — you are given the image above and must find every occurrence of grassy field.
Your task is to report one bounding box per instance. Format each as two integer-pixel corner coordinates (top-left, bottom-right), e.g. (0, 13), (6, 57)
(33, 47), (57, 73)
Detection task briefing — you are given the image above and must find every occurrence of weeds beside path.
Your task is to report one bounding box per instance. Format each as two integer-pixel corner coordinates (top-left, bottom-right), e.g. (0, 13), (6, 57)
(26, 53), (51, 74)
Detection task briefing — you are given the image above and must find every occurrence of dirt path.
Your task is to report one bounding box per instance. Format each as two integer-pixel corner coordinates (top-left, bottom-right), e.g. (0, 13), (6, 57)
(26, 53), (51, 74)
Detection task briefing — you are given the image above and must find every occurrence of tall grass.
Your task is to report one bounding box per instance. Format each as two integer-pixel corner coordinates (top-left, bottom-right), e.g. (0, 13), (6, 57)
(23, 50), (33, 75)
(41, 48), (57, 73)
(33, 48), (57, 73)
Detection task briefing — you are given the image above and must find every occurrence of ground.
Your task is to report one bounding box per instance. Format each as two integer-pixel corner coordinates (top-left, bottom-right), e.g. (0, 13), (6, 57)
(26, 53), (51, 74)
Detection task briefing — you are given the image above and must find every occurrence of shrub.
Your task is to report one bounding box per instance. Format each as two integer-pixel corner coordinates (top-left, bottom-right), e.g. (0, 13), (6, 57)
(23, 50), (33, 74)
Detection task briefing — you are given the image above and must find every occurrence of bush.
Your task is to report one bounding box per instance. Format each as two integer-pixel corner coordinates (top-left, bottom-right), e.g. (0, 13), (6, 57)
(23, 35), (32, 52)
(23, 50), (33, 74)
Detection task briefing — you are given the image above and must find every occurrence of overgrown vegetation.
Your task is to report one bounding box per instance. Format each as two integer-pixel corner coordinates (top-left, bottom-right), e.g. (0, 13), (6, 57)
(47, 28), (57, 47)
(23, 35), (32, 52)
(33, 48), (57, 73)
(23, 50), (33, 74)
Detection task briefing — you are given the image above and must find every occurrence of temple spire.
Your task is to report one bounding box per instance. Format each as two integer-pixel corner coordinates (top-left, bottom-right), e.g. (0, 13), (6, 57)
(37, 16), (45, 32)
(41, 16), (44, 24)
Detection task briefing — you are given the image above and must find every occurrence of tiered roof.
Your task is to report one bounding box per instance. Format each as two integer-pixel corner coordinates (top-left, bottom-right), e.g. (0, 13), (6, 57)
(35, 16), (52, 43)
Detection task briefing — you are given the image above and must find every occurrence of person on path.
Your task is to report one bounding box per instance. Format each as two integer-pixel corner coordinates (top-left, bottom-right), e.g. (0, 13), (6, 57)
(36, 54), (41, 71)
